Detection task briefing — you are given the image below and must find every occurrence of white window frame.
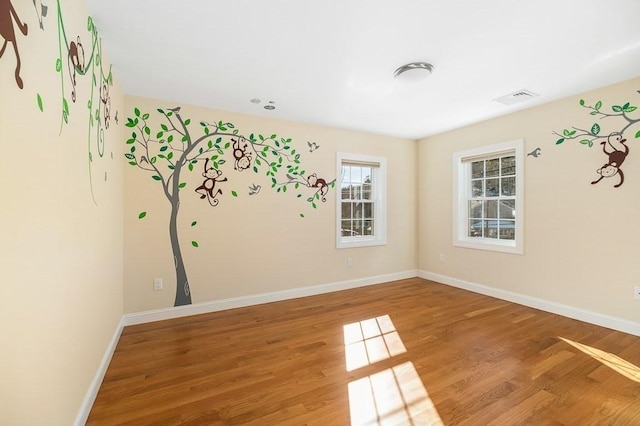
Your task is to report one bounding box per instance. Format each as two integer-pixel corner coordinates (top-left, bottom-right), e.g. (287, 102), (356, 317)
(453, 139), (524, 254)
(336, 152), (387, 249)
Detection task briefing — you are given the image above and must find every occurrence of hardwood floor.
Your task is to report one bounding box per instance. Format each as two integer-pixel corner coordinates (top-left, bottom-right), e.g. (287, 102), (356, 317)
(88, 278), (640, 425)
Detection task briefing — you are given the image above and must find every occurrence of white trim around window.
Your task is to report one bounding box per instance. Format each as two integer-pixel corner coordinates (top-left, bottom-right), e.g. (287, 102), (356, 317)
(336, 152), (387, 249)
(452, 139), (524, 254)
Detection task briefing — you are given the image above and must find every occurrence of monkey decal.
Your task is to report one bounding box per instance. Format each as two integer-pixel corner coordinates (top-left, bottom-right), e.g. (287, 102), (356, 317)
(591, 133), (629, 188)
(195, 158), (228, 206)
(232, 136), (252, 171)
(307, 173), (329, 202)
(101, 80), (111, 128)
(0, 0), (28, 89)
(67, 36), (85, 102)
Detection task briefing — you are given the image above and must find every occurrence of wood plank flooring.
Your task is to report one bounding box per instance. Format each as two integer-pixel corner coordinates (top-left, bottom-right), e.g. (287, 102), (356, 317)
(88, 278), (640, 425)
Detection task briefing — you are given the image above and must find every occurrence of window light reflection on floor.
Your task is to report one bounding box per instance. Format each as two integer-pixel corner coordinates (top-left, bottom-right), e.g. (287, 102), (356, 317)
(348, 361), (444, 425)
(559, 336), (640, 383)
(344, 315), (407, 371)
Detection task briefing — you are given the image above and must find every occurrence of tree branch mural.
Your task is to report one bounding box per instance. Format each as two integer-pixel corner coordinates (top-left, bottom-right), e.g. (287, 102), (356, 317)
(125, 106), (335, 306)
(553, 93), (640, 187)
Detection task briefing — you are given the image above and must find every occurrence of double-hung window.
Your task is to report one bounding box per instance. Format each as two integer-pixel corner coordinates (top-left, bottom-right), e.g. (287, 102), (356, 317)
(453, 139), (524, 254)
(336, 153), (387, 249)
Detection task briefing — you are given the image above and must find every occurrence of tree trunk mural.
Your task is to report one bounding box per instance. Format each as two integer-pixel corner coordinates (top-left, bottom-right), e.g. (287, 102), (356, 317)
(126, 106), (334, 306)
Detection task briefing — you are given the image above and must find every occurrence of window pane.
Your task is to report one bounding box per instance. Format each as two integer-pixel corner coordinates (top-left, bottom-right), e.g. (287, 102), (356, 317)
(485, 220), (498, 239)
(486, 178), (499, 196)
(341, 166), (351, 183)
(471, 161), (484, 178)
(501, 177), (516, 196)
(499, 200), (515, 219)
(501, 156), (516, 176)
(362, 183), (372, 200)
(351, 184), (362, 200)
(363, 202), (374, 219)
(341, 220), (353, 236)
(363, 220), (374, 236)
(484, 200), (498, 218)
(341, 184), (351, 200)
(353, 202), (363, 219)
(486, 159), (499, 177)
(499, 220), (515, 240)
(469, 220), (483, 238)
(353, 219), (363, 236)
(341, 202), (352, 220)
(469, 200), (483, 219)
(471, 180), (483, 197)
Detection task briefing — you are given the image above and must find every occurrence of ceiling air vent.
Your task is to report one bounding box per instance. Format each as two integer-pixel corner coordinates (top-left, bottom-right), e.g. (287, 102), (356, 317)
(493, 89), (539, 105)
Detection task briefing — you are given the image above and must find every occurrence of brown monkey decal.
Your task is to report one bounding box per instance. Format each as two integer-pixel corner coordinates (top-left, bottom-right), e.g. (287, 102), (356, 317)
(195, 158), (228, 206)
(67, 36), (85, 102)
(307, 173), (329, 201)
(232, 136), (252, 171)
(591, 133), (629, 188)
(0, 0), (28, 89)
(101, 81), (111, 128)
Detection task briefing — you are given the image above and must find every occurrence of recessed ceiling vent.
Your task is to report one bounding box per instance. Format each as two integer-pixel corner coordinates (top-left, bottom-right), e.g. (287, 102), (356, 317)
(493, 89), (539, 105)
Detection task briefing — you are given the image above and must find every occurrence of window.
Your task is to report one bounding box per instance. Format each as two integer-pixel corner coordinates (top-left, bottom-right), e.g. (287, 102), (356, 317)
(337, 153), (387, 249)
(453, 139), (524, 254)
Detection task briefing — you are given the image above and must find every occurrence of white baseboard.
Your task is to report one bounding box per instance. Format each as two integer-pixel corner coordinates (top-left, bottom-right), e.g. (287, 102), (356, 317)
(123, 270), (419, 326)
(74, 316), (125, 426)
(419, 270), (640, 337)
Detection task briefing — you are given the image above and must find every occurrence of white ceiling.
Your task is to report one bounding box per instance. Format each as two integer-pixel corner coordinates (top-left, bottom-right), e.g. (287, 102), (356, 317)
(85, 0), (640, 139)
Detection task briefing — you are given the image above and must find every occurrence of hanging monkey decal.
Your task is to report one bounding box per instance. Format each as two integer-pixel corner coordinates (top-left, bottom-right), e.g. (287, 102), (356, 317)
(591, 133), (629, 188)
(0, 0), (28, 89)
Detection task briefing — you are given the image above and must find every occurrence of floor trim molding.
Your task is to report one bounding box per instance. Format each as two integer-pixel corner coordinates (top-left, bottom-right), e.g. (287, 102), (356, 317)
(419, 270), (640, 337)
(123, 270), (419, 326)
(74, 316), (125, 426)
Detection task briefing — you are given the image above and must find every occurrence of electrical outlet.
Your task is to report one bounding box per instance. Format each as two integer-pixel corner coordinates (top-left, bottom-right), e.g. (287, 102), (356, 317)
(153, 278), (163, 291)
(634, 286), (640, 300)
(347, 257), (353, 267)
(439, 254), (445, 262)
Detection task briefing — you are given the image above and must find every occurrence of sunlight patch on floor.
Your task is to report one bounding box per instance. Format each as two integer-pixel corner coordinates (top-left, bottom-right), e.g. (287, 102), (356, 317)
(559, 336), (640, 383)
(344, 315), (407, 372)
(348, 361), (444, 425)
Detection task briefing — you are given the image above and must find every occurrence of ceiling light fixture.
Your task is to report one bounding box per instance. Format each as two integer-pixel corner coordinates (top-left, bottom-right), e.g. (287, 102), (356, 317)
(393, 62), (434, 81)
(250, 98), (261, 104)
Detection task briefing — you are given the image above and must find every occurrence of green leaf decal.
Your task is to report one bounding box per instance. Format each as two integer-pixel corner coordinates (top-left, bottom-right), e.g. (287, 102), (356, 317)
(300, 213), (305, 218)
(178, 182), (186, 188)
(134, 107), (141, 117)
(579, 139), (590, 145)
(636, 130), (640, 139)
(191, 221), (197, 227)
(152, 175), (162, 181)
(555, 138), (565, 145)
(192, 241), (199, 248)
(37, 94), (43, 112)
(231, 191), (238, 197)
(612, 105), (623, 112)
(625, 106), (637, 113)
(594, 100), (602, 110)
(55, 58), (61, 72)
(591, 123), (600, 135)
(138, 211), (147, 219)
(579, 99), (585, 106)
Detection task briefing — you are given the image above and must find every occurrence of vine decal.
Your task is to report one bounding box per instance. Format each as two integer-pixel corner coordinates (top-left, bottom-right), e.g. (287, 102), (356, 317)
(553, 93), (640, 188)
(126, 106), (335, 306)
(53, 1), (116, 203)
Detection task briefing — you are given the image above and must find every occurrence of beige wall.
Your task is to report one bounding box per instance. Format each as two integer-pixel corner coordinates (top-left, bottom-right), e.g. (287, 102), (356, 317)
(124, 96), (417, 312)
(418, 77), (640, 324)
(0, 1), (124, 424)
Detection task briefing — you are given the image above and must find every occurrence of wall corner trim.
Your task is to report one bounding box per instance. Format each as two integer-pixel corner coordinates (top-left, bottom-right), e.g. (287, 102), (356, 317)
(419, 270), (640, 337)
(123, 270), (419, 326)
(74, 316), (125, 426)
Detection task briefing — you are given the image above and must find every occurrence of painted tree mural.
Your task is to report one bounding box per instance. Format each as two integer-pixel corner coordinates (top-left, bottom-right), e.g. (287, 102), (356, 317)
(125, 107), (335, 306)
(553, 93), (640, 187)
